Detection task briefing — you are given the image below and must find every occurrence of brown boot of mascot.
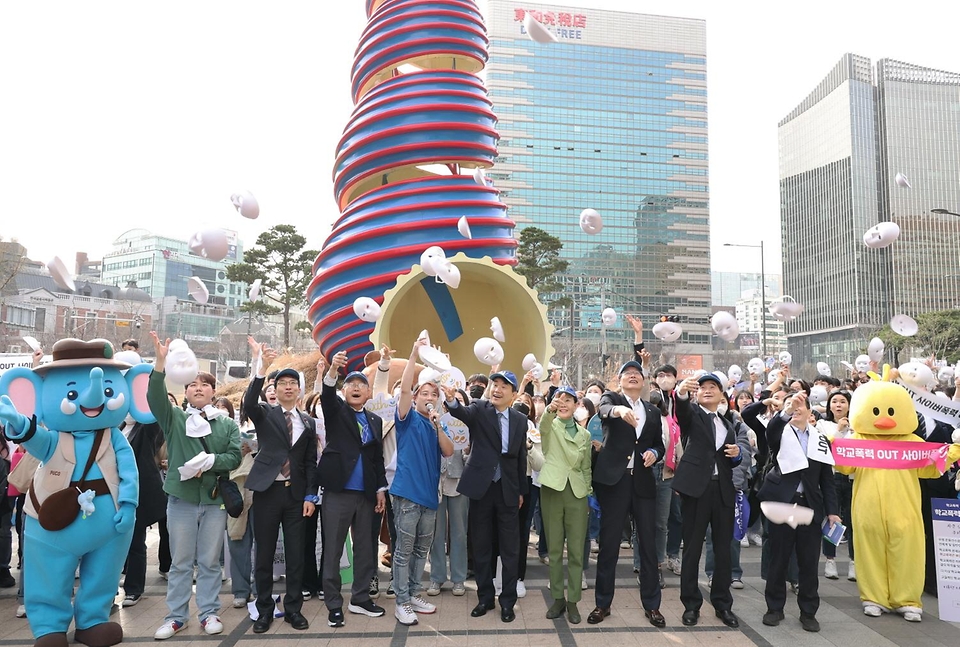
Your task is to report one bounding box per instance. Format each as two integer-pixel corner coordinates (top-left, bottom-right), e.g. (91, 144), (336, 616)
(74, 622), (123, 647)
(34, 633), (69, 647)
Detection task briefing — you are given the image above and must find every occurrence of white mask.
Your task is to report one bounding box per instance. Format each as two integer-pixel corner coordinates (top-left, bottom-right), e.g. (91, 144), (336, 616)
(585, 392), (602, 407)
(574, 408), (588, 422)
(717, 401), (729, 416)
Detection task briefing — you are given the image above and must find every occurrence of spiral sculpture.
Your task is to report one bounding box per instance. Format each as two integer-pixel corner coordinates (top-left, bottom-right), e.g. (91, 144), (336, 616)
(309, 0), (553, 373)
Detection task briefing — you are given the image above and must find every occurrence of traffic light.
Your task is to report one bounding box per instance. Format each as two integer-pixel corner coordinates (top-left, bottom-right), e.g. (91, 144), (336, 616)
(659, 315), (680, 323)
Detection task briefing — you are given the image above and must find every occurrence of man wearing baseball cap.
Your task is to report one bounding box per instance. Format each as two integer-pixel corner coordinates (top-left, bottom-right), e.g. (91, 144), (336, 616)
(443, 370), (528, 623)
(672, 373), (748, 629)
(588, 361), (666, 627)
(318, 351), (388, 628)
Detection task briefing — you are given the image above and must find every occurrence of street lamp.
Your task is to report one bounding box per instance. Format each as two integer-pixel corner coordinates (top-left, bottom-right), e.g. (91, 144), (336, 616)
(931, 208), (960, 217)
(723, 241), (766, 356)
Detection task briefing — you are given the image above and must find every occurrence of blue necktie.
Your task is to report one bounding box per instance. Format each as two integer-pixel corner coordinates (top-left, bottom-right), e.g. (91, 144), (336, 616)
(493, 411), (507, 482)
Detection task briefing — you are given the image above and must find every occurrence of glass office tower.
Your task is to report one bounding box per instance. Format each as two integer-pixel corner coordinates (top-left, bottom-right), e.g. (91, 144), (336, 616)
(780, 54), (960, 372)
(485, 1), (711, 374)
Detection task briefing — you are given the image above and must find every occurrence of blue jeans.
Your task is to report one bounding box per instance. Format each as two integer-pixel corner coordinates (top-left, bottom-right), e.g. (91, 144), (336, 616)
(705, 523), (742, 580)
(635, 469), (680, 569)
(666, 489), (682, 558)
(165, 496), (227, 623)
(391, 495), (437, 605)
(429, 494), (469, 585)
(228, 511), (256, 599)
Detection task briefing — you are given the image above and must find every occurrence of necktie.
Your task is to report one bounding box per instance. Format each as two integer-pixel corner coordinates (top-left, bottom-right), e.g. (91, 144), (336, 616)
(493, 412), (506, 482)
(281, 411), (293, 478)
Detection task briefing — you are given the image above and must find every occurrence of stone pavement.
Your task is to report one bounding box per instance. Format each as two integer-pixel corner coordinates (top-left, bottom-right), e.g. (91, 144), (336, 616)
(2, 528), (958, 646)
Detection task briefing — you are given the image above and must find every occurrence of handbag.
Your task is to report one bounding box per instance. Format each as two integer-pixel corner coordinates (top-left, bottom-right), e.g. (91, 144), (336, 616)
(198, 435), (243, 518)
(8, 451), (41, 494)
(30, 429), (105, 531)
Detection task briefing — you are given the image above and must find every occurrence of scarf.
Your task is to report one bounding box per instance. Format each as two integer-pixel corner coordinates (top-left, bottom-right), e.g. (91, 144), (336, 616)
(777, 423), (834, 474)
(185, 404), (224, 438)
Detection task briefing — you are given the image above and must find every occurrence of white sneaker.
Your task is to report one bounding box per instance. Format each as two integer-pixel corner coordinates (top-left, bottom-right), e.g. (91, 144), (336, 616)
(668, 557), (682, 575)
(731, 579), (744, 589)
(232, 596), (249, 608)
(864, 604), (883, 617)
(847, 560), (857, 581)
(590, 540), (599, 554)
(824, 559), (839, 580)
(426, 581), (442, 596)
(16, 605), (26, 618)
(409, 595), (437, 614)
(452, 582), (466, 596)
(748, 533), (763, 547)
(517, 580), (526, 598)
(740, 537), (750, 548)
(154, 620), (187, 640)
(903, 611), (922, 622)
(201, 615), (223, 635)
(581, 572), (588, 590)
(395, 602), (418, 625)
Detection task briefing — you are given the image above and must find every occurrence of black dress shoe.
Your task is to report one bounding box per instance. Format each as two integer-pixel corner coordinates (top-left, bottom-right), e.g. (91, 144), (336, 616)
(470, 602), (495, 617)
(501, 607), (515, 623)
(252, 616), (272, 634)
(587, 607), (610, 624)
(716, 609), (739, 628)
(284, 611), (309, 630)
(681, 609), (699, 626)
(645, 609), (666, 628)
(762, 610), (784, 626)
(799, 613), (820, 632)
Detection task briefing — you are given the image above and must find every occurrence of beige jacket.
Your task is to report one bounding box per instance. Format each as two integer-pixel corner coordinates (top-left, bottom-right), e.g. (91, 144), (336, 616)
(25, 432), (120, 519)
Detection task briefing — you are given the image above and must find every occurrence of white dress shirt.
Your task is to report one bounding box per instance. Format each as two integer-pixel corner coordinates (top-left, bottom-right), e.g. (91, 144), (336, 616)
(624, 393), (648, 469)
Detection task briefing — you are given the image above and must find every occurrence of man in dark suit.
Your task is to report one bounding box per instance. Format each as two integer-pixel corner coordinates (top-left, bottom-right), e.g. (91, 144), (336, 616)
(759, 391), (840, 632)
(318, 350), (388, 628)
(443, 371), (528, 623)
(672, 373), (747, 628)
(588, 360), (667, 627)
(243, 345), (319, 633)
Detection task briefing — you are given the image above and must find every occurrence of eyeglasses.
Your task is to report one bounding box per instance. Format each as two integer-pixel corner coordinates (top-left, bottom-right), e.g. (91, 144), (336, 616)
(275, 379), (299, 387)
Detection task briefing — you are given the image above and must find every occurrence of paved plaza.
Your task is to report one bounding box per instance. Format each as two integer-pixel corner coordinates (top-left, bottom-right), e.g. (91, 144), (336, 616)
(1, 527), (958, 647)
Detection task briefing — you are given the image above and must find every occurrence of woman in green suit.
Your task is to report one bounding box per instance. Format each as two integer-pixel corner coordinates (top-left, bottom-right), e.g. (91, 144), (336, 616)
(539, 385), (593, 624)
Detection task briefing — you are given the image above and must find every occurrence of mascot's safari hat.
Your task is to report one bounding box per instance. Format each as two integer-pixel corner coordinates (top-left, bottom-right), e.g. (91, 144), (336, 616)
(34, 338), (133, 375)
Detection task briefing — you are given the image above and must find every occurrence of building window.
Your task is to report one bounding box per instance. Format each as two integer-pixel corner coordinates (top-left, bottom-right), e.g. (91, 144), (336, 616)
(2, 305), (36, 328)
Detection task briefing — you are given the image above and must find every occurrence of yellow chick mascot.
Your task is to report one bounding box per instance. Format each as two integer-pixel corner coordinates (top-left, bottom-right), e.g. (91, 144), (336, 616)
(836, 365), (960, 622)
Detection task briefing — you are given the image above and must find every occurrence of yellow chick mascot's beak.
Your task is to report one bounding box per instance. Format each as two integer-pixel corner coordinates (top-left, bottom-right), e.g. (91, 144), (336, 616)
(837, 365), (960, 622)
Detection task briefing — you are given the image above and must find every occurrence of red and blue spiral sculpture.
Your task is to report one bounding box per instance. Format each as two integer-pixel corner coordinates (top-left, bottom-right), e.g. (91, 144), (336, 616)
(309, 0), (552, 373)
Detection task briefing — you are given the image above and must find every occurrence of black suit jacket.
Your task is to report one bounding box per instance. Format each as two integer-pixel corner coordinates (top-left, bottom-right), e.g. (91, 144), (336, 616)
(593, 391), (666, 498)
(317, 381), (387, 500)
(758, 413), (838, 525)
(243, 376), (319, 499)
(448, 399), (528, 505)
(671, 395), (742, 506)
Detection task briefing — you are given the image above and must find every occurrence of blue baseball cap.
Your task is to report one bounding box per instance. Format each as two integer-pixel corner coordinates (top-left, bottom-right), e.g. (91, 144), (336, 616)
(489, 370), (519, 391)
(697, 373), (724, 389)
(273, 368), (300, 385)
(343, 371), (369, 385)
(618, 360), (644, 376)
(553, 385), (579, 402)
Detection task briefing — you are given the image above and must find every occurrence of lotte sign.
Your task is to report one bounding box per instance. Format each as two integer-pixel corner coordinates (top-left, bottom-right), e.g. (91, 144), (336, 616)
(514, 8), (587, 40)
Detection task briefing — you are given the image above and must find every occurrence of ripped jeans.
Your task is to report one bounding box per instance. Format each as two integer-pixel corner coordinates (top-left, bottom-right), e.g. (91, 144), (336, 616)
(390, 495), (438, 605)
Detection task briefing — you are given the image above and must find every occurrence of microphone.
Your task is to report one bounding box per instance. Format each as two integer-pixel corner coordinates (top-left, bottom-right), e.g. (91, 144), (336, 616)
(426, 403), (440, 426)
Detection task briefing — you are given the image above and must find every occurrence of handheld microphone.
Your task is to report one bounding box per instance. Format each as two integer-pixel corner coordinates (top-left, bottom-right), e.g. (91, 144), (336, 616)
(426, 402), (440, 426)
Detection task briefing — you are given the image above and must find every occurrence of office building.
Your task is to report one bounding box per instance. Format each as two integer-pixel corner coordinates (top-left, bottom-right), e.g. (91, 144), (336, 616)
(485, 1), (712, 371)
(711, 271), (782, 307)
(101, 228), (248, 346)
(779, 54), (960, 368)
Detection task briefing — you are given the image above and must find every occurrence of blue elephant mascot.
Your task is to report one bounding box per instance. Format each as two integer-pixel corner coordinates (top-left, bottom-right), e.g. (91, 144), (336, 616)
(0, 338), (154, 647)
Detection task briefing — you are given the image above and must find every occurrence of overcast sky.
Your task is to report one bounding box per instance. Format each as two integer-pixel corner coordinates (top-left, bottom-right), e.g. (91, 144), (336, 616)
(2, 0), (959, 280)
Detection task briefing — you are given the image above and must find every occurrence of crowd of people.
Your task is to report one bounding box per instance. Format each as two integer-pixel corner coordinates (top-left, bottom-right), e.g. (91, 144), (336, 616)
(1, 319), (955, 643)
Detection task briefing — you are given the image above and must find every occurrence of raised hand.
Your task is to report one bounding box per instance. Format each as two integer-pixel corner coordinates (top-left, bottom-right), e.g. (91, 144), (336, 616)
(261, 347), (278, 371)
(441, 384), (458, 403)
(328, 351), (347, 379)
